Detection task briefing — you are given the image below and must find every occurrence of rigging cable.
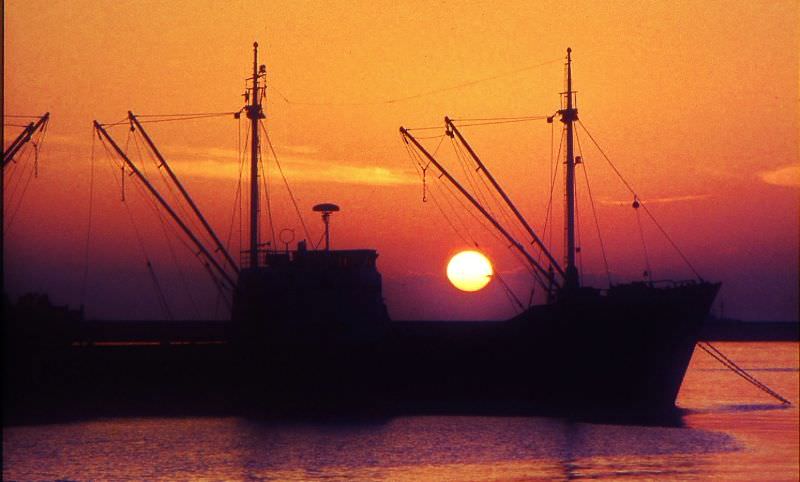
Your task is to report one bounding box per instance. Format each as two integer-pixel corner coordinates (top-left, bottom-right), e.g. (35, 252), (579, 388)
(4, 149), (36, 230)
(455, 133), (545, 287)
(449, 135), (533, 265)
(450, 129), (533, 257)
(146, 260), (174, 321)
(4, 120), (48, 231)
(132, 131), (202, 319)
(574, 128), (612, 286)
(402, 133), (528, 312)
(450, 138), (495, 226)
(449, 116), (549, 128)
(420, 134), (447, 202)
(135, 111), (237, 117)
(541, 127), (565, 263)
(260, 123), (312, 243)
(130, 112), (238, 124)
(578, 120), (702, 279)
(269, 57), (563, 107)
(405, 136), (472, 247)
(121, 145), (178, 319)
(224, 117), (247, 269)
(97, 133), (173, 320)
(634, 198), (653, 283)
(259, 133), (277, 248)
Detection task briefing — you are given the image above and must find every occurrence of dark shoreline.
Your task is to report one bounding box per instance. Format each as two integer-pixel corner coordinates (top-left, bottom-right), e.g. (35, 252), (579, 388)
(699, 321), (799, 342)
(72, 319), (800, 344)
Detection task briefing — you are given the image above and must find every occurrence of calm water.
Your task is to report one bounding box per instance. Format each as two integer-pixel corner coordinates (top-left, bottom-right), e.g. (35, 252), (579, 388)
(4, 342), (798, 481)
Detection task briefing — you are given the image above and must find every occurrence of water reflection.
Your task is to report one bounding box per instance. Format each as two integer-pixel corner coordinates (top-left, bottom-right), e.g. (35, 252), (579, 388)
(3, 415), (739, 480)
(3, 342), (797, 481)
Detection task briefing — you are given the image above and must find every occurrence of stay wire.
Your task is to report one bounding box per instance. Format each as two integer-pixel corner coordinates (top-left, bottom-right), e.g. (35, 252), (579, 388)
(4, 147), (36, 231)
(3, 144), (26, 215)
(261, 122), (312, 243)
(450, 117), (549, 128)
(134, 129), (213, 265)
(409, 137), (480, 245)
(442, 144), (544, 288)
(541, 127), (565, 263)
(259, 135), (277, 248)
(450, 115), (549, 122)
(453, 137), (543, 286)
(225, 118), (247, 266)
(449, 132), (527, 248)
(132, 112), (237, 124)
(403, 125), (446, 132)
(575, 129), (612, 286)
(640, 201), (702, 279)
(451, 138), (495, 226)
(131, 142), (217, 307)
(3, 118), (47, 231)
(405, 139), (471, 247)
(99, 134), (173, 319)
(494, 269), (526, 313)
(97, 117), (131, 128)
(135, 111), (237, 117)
(403, 134), (526, 311)
(133, 131), (202, 318)
(635, 205), (653, 282)
(578, 120), (701, 279)
(270, 57), (562, 107)
(126, 128), (229, 312)
(125, 151), (182, 318)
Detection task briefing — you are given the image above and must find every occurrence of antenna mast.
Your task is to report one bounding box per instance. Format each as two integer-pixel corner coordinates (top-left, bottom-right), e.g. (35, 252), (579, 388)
(246, 42), (266, 268)
(559, 48), (580, 291)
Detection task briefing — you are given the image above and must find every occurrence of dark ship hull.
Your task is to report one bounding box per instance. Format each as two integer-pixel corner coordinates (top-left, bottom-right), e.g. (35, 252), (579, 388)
(388, 281), (721, 417)
(231, 256), (720, 419)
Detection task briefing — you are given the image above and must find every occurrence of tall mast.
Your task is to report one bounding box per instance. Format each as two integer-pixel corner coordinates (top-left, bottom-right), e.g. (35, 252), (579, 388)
(559, 48), (579, 291)
(247, 42), (265, 268)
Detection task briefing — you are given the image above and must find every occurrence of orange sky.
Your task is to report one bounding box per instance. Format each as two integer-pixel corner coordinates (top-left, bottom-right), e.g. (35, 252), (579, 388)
(4, 0), (798, 321)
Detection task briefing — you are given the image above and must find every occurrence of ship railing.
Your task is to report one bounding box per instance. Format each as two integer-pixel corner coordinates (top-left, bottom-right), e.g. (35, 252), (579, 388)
(240, 248), (285, 269)
(605, 279), (701, 292)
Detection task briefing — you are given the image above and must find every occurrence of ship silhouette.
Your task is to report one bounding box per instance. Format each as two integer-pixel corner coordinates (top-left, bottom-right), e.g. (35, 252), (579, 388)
(223, 45), (720, 419)
(4, 44), (720, 424)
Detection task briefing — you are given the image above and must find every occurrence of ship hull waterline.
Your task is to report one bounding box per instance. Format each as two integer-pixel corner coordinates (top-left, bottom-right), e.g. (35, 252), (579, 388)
(232, 280), (721, 422)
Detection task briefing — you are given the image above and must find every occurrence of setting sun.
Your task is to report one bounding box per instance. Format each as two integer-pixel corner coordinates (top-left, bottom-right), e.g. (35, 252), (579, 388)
(446, 250), (494, 292)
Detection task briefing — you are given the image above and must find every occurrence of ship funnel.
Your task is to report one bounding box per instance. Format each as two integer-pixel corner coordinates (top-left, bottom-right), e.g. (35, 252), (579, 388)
(313, 203), (340, 251)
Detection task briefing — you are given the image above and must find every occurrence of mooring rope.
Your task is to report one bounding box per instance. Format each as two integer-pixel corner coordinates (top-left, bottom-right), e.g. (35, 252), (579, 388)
(697, 342), (792, 405)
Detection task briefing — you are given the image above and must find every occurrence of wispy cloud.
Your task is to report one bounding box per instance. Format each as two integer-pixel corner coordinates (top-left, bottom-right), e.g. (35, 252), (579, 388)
(164, 143), (319, 160)
(759, 164), (800, 188)
(40, 133), (91, 148)
(600, 194), (711, 206)
(81, 136), (414, 186)
(167, 157), (417, 186)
